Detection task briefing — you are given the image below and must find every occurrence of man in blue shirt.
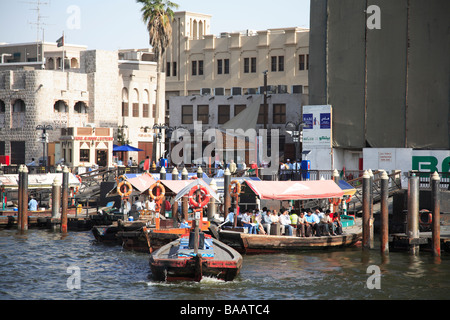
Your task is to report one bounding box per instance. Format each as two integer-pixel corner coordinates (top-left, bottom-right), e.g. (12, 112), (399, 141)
(28, 196), (38, 211)
(304, 210), (320, 236)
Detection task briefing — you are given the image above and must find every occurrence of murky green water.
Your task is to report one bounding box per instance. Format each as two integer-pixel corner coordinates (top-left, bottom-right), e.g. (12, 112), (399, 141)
(0, 229), (449, 300)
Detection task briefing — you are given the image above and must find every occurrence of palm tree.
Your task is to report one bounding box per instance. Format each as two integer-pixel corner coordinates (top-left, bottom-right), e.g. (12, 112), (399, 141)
(136, 0), (178, 160)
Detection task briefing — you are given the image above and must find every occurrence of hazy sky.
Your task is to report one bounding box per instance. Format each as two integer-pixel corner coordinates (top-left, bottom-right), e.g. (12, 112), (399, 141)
(0, 0), (310, 50)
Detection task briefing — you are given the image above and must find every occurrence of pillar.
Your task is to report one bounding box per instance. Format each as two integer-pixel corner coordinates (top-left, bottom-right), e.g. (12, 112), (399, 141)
(380, 170), (389, 254)
(407, 172), (420, 255)
(431, 172), (441, 257)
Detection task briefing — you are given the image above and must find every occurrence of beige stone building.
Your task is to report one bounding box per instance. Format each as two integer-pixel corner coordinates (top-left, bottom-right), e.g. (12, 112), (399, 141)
(165, 11), (310, 99)
(0, 42), (164, 167)
(164, 11), (310, 162)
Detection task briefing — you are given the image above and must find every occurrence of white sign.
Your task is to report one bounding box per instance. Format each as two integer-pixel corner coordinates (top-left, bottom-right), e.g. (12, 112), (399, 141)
(302, 105), (332, 149)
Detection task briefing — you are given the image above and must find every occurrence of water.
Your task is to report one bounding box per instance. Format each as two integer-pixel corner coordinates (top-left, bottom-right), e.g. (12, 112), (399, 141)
(1, 228), (449, 300)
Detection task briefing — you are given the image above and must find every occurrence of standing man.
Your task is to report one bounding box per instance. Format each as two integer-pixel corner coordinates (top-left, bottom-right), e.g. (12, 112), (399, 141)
(28, 195), (38, 211)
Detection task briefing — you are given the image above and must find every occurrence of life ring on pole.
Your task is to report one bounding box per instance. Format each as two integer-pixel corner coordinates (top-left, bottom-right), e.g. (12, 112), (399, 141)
(115, 175), (127, 184)
(117, 181), (133, 198)
(188, 185), (211, 208)
(149, 182), (165, 201)
(229, 180), (241, 197)
(419, 209), (432, 225)
(345, 195), (352, 203)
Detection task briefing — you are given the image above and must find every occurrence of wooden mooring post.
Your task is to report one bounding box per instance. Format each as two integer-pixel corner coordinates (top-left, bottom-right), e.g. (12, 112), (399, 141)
(407, 172), (420, 255)
(362, 170), (371, 249)
(61, 166), (69, 233)
(224, 168), (231, 215)
(182, 168), (188, 220)
(380, 170), (389, 254)
(431, 172), (441, 257)
(21, 165), (29, 231)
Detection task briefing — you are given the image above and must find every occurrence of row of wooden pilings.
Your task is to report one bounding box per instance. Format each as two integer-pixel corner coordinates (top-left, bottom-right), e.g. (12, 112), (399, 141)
(362, 170), (441, 257)
(17, 165), (71, 233)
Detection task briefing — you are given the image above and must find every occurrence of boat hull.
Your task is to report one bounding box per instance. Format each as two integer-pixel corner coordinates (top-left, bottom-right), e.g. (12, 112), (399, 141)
(219, 224), (362, 254)
(149, 238), (243, 282)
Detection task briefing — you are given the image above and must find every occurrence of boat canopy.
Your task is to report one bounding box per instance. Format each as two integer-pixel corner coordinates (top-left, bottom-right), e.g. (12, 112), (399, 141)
(243, 180), (345, 201)
(0, 173), (81, 190)
(171, 179), (221, 203)
(337, 180), (357, 196)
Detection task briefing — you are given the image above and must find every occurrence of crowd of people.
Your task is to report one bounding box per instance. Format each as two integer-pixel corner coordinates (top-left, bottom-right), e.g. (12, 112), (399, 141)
(223, 206), (344, 237)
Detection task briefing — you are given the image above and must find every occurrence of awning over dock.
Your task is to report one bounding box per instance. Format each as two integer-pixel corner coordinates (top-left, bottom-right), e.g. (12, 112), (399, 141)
(243, 180), (345, 201)
(0, 173), (81, 189)
(337, 180), (356, 196)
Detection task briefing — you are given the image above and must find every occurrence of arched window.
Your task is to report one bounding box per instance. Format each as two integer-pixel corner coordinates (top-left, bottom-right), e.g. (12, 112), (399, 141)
(47, 58), (55, 70)
(122, 87), (129, 117)
(132, 88), (139, 117)
(70, 58), (79, 69)
(54, 100), (68, 113)
(193, 20), (198, 39)
(74, 101), (87, 114)
(199, 20), (203, 38)
(143, 89), (150, 118)
(11, 99), (25, 128)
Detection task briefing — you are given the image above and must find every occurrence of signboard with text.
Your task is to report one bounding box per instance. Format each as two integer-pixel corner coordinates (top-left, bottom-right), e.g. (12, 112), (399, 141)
(302, 105), (332, 149)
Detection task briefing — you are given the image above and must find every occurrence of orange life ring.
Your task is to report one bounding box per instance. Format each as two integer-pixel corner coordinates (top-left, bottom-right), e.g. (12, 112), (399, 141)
(419, 210), (432, 225)
(345, 195), (352, 203)
(117, 181), (133, 197)
(149, 182), (165, 200)
(229, 180), (241, 196)
(188, 185), (211, 208)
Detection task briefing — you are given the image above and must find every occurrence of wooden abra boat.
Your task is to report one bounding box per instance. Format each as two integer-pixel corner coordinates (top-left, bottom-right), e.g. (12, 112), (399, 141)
(149, 183), (242, 282)
(149, 231), (242, 282)
(218, 219), (362, 254)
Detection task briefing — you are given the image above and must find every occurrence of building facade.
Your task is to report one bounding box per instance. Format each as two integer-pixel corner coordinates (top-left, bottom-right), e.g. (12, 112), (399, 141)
(0, 42), (164, 167)
(308, 0), (450, 171)
(164, 11), (310, 164)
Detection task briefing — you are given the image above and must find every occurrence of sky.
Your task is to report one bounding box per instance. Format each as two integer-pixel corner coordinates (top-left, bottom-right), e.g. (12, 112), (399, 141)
(0, 0), (310, 51)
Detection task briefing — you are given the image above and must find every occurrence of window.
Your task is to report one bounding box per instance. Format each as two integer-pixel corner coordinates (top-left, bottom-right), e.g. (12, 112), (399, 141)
(251, 57), (257, 73)
(198, 60), (204, 75)
(271, 56), (277, 72)
(74, 101), (87, 114)
(173, 62), (177, 76)
(11, 99), (25, 128)
(54, 100), (68, 113)
(192, 60), (197, 76)
(197, 105), (209, 124)
(80, 149), (90, 162)
(271, 56), (284, 72)
(217, 59), (223, 74)
(231, 87), (242, 95)
(292, 85), (303, 94)
(218, 59), (229, 74)
(299, 54), (309, 70)
(166, 62), (171, 77)
(0, 100), (5, 128)
(133, 103), (139, 117)
(122, 102), (129, 117)
(257, 104), (268, 124)
(182, 105), (193, 124)
(143, 104), (149, 118)
(243, 57), (256, 73)
(244, 58), (250, 73)
(192, 60), (203, 76)
(273, 104), (286, 124)
(234, 105), (246, 116)
(278, 56), (284, 72)
(224, 59), (229, 74)
(218, 105), (230, 124)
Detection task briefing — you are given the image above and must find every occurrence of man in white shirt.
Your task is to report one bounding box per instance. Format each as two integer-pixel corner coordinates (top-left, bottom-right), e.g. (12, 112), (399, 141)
(241, 211), (257, 234)
(279, 210), (293, 236)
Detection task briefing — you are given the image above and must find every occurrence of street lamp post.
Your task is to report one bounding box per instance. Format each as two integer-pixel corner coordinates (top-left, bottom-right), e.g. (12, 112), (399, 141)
(285, 121), (305, 163)
(153, 123), (174, 164)
(36, 124), (53, 171)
